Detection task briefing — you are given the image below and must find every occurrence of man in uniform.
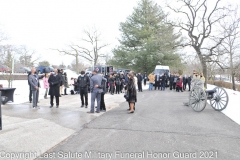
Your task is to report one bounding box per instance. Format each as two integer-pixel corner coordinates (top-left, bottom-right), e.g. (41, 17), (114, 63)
(88, 69), (104, 113)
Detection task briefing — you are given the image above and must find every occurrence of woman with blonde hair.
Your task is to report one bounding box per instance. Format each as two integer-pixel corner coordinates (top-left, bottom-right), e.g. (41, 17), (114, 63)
(43, 73), (49, 99)
(126, 72), (137, 113)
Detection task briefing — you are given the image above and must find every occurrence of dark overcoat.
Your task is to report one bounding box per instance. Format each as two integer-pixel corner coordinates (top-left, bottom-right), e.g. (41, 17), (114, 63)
(48, 74), (61, 96)
(127, 78), (137, 103)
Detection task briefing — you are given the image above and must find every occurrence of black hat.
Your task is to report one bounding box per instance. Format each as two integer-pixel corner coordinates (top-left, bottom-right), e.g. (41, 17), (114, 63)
(80, 71), (85, 74)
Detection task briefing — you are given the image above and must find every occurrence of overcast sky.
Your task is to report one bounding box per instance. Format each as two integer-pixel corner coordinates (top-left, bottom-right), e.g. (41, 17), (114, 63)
(0, 0), (140, 66)
(0, 0), (239, 66)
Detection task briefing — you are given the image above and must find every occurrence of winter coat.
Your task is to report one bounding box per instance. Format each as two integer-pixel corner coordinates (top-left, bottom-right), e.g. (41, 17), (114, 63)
(169, 75), (174, 83)
(48, 74), (61, 96)
(126, 78), (137, 103)
(77, 75), (90, 88)
(176, 78), (183, 88)
(137, 74), (143, 82)
(43, 77), (49, 89)
(148, 74), (155, 83)
(64, 75), (68, 88)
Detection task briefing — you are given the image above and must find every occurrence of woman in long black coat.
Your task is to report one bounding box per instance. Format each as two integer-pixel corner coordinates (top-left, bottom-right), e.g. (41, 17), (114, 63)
(126, 72), (137, 113)
(48, 69), (61, 108)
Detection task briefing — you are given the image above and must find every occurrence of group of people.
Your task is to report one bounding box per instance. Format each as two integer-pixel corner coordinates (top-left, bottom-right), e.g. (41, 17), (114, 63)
(28, 66), (205, 114)
(28, 68), (68, 108)
(27, 66), (138, 114)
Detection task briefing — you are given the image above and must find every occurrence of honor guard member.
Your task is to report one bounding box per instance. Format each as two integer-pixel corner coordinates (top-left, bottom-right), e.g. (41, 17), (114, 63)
(88, 69), (104, 113)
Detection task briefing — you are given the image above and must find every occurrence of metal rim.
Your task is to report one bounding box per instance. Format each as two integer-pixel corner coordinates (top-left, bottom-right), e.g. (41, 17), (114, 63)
(189, 86), (207, 112)
(210, 87), (228, 111)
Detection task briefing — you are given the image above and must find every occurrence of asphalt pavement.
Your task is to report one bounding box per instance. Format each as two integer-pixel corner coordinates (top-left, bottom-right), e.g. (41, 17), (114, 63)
(38, 89), (240, 160)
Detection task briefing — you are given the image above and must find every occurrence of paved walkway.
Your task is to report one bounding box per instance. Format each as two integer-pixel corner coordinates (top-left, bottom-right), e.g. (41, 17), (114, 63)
(1, 85), (240, 160)
(40, 89), (240, 160)
(0, 91), (127, 160)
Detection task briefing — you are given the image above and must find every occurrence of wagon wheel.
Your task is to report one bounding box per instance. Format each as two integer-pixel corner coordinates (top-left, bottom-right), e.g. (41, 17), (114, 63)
(210, 87), (228, 111)
(189, 86), (207, 112)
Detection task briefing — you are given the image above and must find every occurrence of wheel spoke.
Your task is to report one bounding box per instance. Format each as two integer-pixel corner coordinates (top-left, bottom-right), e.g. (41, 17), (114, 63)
(219, 101), (225, 109)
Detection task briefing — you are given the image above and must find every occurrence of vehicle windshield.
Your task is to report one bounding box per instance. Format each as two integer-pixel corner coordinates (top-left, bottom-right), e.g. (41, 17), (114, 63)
(154, 69), (169, 76)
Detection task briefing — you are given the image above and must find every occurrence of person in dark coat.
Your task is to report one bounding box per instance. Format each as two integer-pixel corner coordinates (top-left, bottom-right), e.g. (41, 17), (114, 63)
(77, 71), (90, 108)
(100, 74), (107, 112)
(143, 72), (147, 86)
(48, 69), (61, 108)
(126, 72), (137, 113)
(28, 71), (32, 103)
(187, 75), (192, 91)
(173, 73), (178, 90)
(63, 72), (68, 95)
(108, 74), (115, 95)
(137, 73), (143, 92)
(160, 73), (166, 91)
(182, 75), (187, 91)
(169, 73), (174, 90)
(115, 74), (121, 94)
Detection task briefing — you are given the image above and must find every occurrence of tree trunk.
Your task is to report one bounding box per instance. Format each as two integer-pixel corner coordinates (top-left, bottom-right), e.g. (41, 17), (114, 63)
(229, 51), (236, 90)
(75, 54), (79, 73)
(198, 55), (207, 89)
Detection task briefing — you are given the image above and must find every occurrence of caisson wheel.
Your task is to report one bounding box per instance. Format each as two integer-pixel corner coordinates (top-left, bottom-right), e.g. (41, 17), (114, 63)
(189, 86), (207, 112)
(210, 87), (228, 111)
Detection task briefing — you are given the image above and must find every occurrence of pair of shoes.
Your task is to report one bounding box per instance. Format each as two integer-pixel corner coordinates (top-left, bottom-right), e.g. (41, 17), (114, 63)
(101, 110), (106, 112)
(95, 111), (100, 113)
(128, 111), (134, 114)
(81, 105), (84, 108)
(50, 105), (53, 108)
(87, 111), (94, 114)
(85, 105), (88, 108)
(56, 105), (59, 108)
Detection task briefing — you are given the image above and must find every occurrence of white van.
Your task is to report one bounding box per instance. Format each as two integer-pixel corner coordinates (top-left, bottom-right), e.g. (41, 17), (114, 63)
(154, 65), (170, 76)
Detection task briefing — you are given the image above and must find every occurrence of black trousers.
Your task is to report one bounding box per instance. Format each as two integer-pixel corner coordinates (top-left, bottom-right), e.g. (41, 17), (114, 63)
(155, 81), (160, 90)
(29, 85), (32, 102)
(173, 82), (176, 90)
(137, 82), (142, 91)
(80, 88), (88, 106)
(144, 79), (146, 85)
(116, 85), (120, 94)
(187, 83), (191, 91)
(183, 82), (187, 90)
(169, 82), (173, 90)
(50, 95), (59, 106)
(110, 83), (114, 94)
(100, 93), (106, 110)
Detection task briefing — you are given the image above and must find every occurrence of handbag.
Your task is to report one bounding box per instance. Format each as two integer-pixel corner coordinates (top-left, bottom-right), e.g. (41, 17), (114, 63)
(124, 90), (129, 100)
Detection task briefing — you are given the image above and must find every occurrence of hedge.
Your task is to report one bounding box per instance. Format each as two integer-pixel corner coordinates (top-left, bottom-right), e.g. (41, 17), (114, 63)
(208, 80), (240, 91)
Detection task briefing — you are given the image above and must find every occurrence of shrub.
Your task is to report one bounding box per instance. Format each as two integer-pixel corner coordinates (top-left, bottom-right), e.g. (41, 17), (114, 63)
(208, 80), (240, 91)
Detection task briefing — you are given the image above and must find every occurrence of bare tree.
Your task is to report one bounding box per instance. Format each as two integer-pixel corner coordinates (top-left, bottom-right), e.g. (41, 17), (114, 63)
(167, 0), (230, 87)
(73, 28), (109, 65)
(219, 7), (240, 90)
(17, 46), (38, 67)
(1, 45), (16, 87)
(54, 28), (109, 73)
(53, 47), (80, 73)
